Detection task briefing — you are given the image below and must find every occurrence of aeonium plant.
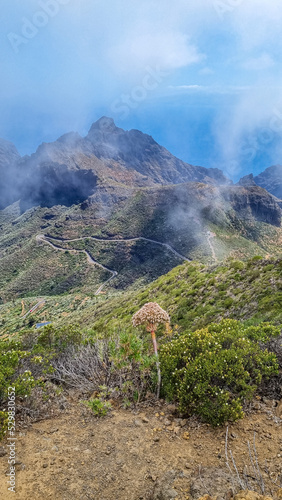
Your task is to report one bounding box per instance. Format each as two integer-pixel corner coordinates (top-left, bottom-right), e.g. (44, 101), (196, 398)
(132, 302), (170, 398)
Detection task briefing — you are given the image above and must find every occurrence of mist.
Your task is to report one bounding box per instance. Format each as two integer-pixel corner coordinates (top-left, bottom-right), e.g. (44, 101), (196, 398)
(1, 0), (282, 182)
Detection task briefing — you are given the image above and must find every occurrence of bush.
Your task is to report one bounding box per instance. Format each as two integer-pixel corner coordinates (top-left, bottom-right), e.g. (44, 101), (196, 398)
(51, 331), (156, 404)
(0, 326), (82, 440)
(33, 324), (83, 353)
(229, 260), (245, 271)
(159, 319), (279, 426)
(0, 340), (37, 439)
(224, 297), (234, 308)
(0, 412), (8, 441)
(0, 341), (36, 403)
(83, 397), (112, 417)
(110, 331), (157, 402)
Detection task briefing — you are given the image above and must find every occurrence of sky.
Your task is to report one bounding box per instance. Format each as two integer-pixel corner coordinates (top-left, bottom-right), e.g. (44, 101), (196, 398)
(2, 0), (282, 181)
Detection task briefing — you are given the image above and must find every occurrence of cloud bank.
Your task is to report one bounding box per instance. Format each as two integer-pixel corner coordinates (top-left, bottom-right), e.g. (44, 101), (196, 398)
(1, 0), (282, 178)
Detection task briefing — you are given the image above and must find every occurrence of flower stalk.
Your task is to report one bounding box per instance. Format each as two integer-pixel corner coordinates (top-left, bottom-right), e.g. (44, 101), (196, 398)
(132, 302), (170, 399)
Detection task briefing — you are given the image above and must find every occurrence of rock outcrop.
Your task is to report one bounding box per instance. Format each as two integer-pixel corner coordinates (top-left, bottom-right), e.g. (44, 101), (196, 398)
(254, 165), (282, 199)
(223, 186), (281, 227)
(238, 174), (257, 187)
(86, 117), (232, 186)
(0, 117), (233, 212)
(0, 118), (281, 233)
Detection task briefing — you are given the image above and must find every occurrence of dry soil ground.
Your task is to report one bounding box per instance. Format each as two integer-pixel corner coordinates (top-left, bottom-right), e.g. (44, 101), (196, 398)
(0, 396), (281, 500)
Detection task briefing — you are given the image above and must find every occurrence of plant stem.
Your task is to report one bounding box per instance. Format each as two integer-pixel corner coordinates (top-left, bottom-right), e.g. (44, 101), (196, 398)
(151, 330), (161, 399)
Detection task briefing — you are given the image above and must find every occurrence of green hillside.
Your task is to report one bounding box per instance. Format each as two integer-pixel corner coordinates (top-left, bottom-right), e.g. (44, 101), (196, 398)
(1, 183), (282, 303)
(89, 255), (282, 333)
(1, 255), (281, 339)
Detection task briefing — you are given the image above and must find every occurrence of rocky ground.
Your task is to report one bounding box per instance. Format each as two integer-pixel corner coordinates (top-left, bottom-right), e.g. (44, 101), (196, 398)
(0, 395), (281, 500)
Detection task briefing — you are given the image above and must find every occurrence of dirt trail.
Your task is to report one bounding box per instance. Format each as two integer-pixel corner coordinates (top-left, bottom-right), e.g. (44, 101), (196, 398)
(207, 231), (218, 262)
(0, 399), (281, 500)
(20, 300), (25, 317)
(36, 234), (190, 295)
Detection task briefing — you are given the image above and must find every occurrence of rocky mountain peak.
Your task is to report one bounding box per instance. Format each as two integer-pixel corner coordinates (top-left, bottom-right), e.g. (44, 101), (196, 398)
(84, 117), (231, 186)
(87, 116), (120, 136)
(2, 117), (281, 218)
(237, 173), (257, 187)
(0, 138), (20, 167)
(57, 132), (83, 146)
(254, 165), (282, 199)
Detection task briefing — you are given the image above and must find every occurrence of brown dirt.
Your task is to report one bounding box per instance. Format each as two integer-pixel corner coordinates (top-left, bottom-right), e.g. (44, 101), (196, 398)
(0, 397), (281, 500)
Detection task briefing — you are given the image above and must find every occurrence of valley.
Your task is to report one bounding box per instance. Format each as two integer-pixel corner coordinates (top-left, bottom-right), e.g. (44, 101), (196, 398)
(0, 118), (281, 304)
(0, 118), (281, 500)
(36, 232), (191, 295)
(3, 0), (282, 497)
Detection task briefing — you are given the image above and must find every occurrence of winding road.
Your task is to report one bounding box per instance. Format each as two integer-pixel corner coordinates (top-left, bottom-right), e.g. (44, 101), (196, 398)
(207, 231), (218, 262)
(22, 300), (46, 319)
(36, 234), (191, 295)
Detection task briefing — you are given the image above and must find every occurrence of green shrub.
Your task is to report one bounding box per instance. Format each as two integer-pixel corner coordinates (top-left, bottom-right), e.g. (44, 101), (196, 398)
(249, 256), (263, 263)
(264, 264), (274, 272)
(0, 412), (8, 441)
(83, 398), (112, 417)
(224, 297), (234, 308)
(0, 342), (36, 402)
(248, 269), (260, 281)
(109, 331), (156, 402)
(230, 260), (245, 271)
(159, 319), (279, 426)
(0, 326), (84, 440)
(0, 340), (37, 439)
(34, 324), (83, 352)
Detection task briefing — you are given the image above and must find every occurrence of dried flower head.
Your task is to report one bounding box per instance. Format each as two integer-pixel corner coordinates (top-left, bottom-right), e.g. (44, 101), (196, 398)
(132, 302), (170, 332)
(132, 302), (169, 399)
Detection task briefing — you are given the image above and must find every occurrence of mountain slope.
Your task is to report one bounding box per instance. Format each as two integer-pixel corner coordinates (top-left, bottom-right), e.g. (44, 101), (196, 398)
(0, 118), (281, 301)
(254, 165), (282, 199)
(86, 117), (231, 186)
(1, 254), (281, 338)
(0, 179), (281, 301)
(87, 255), (282, 335)
(0, 117), (231, 212)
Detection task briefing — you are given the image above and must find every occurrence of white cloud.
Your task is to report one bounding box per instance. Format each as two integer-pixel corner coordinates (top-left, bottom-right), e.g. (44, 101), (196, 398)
(168, 85), (204, 91)
(213, 85), (282, 176)
(168, 85), (250, 95)
(108, 32), (204, 75)
(227, 0), (282, 51)
(242, 52), (275, 71)
(199, 67), (214, 76)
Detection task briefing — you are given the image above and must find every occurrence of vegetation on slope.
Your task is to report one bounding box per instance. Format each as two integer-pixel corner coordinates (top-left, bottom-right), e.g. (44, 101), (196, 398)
(1, 181), (282, 301)
(90, 256), (282, 334)
(0, 315), (280, 437)
(0, 253), (281, 435)
(1, 255), (281, 338)
(160, 319), (279, 425)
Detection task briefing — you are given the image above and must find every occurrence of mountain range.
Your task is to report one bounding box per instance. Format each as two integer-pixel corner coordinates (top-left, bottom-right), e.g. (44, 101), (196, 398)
(0, 116), (232, 211)
(1, 116), (281, 208)
(0, 117), (281, 300)
(238, 167), (282, 200)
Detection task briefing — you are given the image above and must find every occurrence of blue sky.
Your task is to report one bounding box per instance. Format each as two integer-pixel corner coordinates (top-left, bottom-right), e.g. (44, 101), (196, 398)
(2, 0), (282, 180)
